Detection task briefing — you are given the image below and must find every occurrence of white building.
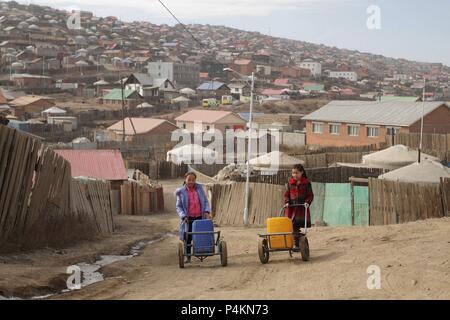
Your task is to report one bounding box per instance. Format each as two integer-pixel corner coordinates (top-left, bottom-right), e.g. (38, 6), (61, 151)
(147, 61), (199, 88)
(393, 73), (409, 81)
(328, 71), (358, 82)
(299, 60), (322, 77)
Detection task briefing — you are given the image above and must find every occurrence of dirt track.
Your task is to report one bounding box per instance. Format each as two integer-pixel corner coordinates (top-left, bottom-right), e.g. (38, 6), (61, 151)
(1, 179), (450, 300)
(47, 215), (448, 300)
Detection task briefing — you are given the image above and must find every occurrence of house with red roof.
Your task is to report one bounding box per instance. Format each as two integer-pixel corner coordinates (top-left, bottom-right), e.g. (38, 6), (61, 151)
(55, 150), (128, 190)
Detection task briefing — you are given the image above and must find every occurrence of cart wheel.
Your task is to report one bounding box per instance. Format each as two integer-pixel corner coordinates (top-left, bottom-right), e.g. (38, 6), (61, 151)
(299, 236), (310, 261)
(258, 238), (270, 264)
(220, 240), (228, 267)
(178, 241), (185, 268)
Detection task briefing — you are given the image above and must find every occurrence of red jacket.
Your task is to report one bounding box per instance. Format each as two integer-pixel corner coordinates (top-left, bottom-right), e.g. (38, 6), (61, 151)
(284, 177), (314, 221)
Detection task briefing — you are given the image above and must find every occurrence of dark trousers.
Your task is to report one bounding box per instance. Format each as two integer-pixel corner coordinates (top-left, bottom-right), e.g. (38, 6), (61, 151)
(185, 216), (202, 254)
(292, 216), (311, 247)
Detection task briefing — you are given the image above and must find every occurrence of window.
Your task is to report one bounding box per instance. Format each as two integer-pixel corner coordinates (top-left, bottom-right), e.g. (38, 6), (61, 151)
(182, 123), (186, 129)
(387, 127), (400, 135)
(329, 123), (340, 135)
(206, 125), (210, 130)
(348, 124), (359, 136)
(367, 126), (379, 137)
(312, 122), (323, 134)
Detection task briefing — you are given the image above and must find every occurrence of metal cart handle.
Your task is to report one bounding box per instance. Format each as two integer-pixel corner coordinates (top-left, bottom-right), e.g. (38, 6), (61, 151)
(280, 203), (310, 235)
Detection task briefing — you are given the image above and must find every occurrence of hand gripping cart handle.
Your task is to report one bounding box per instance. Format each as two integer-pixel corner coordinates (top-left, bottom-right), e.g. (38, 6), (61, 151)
(280, 203), (310, 235)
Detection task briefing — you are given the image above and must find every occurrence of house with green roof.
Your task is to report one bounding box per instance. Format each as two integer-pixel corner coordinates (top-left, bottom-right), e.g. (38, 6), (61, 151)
(101, 89), (142, 108)
(303, 83), (325, 92)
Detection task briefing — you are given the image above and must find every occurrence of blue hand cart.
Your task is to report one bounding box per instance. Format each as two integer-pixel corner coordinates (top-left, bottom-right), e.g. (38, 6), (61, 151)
(178, 219), (228, 268)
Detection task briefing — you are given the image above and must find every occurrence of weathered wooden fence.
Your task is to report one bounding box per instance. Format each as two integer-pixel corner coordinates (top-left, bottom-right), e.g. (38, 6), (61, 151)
(369, 178), (446, 225)
(207, 182), (285, 226)
(120, 180), (164, 215)
(0, 125), (114, 251)
(386, 132), (450, 161)
(440, 178), (450, 218)
(296, 152), (369, 168)
(71, 179), (114, 235)
(124, 160), (188, 180)
(231, 167), (384, 184)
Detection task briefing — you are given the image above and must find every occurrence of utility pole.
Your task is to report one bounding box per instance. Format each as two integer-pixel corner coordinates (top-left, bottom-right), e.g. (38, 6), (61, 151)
(121, 74), (126, 142)
(418, 78), (426, 163)
(243, 71), (255, 226)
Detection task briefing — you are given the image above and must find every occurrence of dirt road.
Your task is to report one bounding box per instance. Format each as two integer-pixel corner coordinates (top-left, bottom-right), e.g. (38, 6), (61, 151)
(1, 179), (449, 300)
(54, 216), (450, 300)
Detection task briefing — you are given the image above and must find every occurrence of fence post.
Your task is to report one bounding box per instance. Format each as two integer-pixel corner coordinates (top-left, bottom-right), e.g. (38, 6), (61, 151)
(350, 180), (355, 226)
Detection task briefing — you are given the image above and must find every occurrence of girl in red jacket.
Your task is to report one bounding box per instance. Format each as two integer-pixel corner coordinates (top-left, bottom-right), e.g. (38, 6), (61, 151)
(284, 164), (314, 248)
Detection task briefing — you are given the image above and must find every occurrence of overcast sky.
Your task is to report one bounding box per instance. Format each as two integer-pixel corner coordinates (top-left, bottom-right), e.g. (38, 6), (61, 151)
(12, 0), (450, 66)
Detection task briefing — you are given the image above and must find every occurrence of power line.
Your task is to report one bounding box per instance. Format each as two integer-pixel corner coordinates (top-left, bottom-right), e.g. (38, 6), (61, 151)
(157, 0), (205, 49)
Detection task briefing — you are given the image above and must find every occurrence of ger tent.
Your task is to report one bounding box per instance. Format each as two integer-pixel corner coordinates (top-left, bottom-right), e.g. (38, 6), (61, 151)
(248, 151), (304, 170)
(167, 144), (218, 165)
(362, 145), (438, 170)
(42, 106), (67, 118)
(378, 159), (450, 184)
(179, 88), (196, 96)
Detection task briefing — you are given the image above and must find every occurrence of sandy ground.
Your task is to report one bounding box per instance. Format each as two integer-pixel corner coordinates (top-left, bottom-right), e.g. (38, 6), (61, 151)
(1, 179), (449, 300)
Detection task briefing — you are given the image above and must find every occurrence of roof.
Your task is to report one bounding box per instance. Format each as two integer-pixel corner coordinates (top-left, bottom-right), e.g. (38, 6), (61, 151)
(12, 73), (52, 79)
(248, 151), (305, 169)
(378, 159), (450, 183)
(261, 88), (289, 96)
(172, 96), (191, 102)
(175, 110), (240, 124)
(42, 106), (66, 114)
(362, 145), (438, 170)
(234, 59), (252, 65)
(10, 95), (53, 107)
(126, 73), (153, 86)
(302, 101), (449, 127)
(379, 96), (420, 102)
(229, 83), (248, 89)
(197, 81), (228, 91)
(107, 117), (177, 135)
(303, 84), (325, 91)
(102, 89), (139, 100)
(274, 79), (289, 85)
(55, 150), (128, 181)
(0, 90), (6, 104)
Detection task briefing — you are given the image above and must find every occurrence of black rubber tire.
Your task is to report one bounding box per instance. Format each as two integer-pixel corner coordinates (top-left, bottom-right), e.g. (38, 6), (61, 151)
(220, 241), (228, 267)
(299, 236), (310, 261)
(178, 241), (185, 268)
(258, 238), (270, 264)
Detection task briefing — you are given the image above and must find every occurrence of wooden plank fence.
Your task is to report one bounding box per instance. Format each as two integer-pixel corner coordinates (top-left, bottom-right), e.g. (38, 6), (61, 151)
(124, 160), (188, 180)
(386, 132), (450, 161)
(294, 152), (369, 168)
(0, 125), (114, 251)
(369, 178), (445, 226)
(441, 178), (450, 217)
(207, 182), (284, 226)
(231, 167), (384, 185)
(71, 179), (114, 235)
(120, 180), (164, 215)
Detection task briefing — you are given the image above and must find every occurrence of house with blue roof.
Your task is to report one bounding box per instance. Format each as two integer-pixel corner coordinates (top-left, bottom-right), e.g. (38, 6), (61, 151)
(196, 81), (230, 98)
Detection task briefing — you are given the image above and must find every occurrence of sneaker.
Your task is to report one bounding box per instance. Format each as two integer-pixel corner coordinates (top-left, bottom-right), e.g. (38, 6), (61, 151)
(185, 257), (191, 264)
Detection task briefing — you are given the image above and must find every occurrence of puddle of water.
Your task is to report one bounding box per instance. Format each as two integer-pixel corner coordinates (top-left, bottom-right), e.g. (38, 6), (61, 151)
(0, 232), (175, 300)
